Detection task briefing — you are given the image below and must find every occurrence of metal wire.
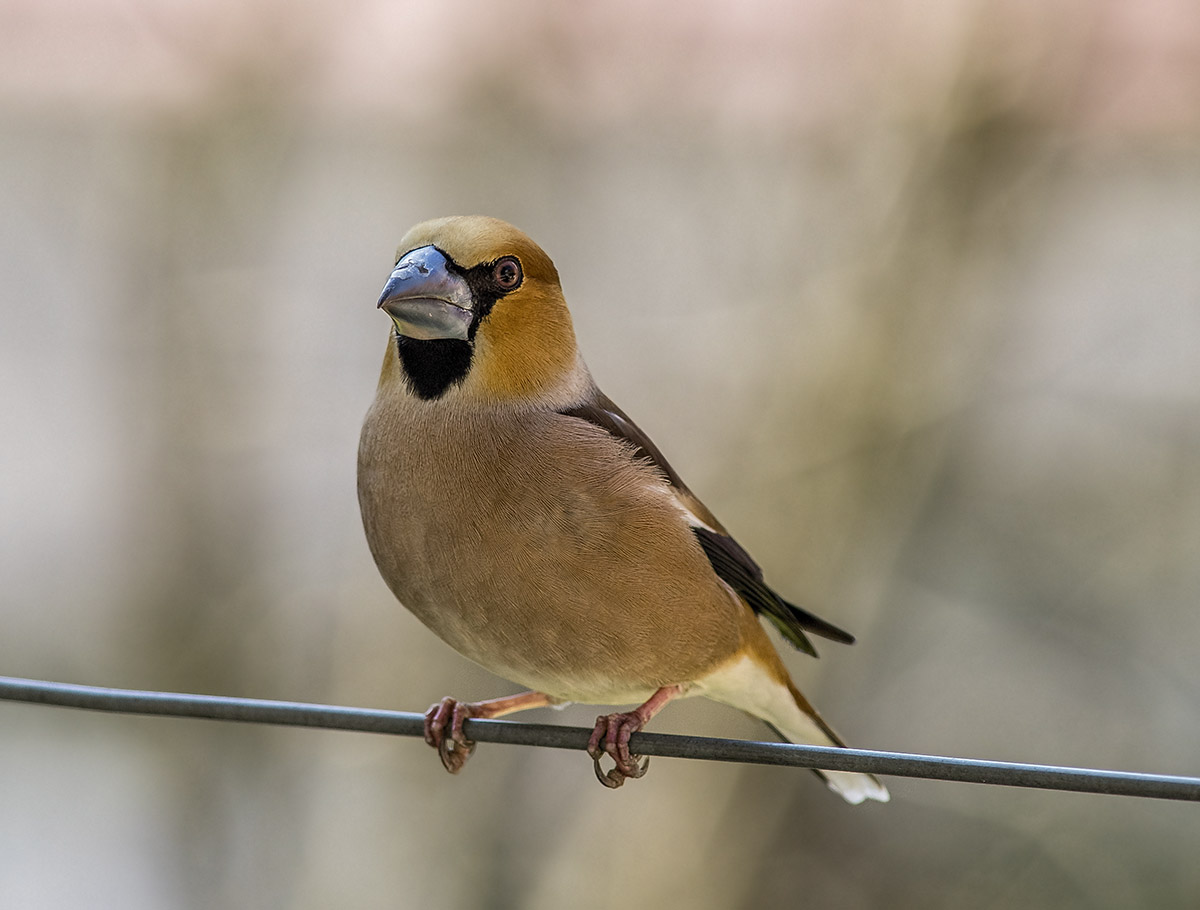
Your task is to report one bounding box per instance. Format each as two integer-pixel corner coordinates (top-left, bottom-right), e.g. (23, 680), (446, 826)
(2, 675), (1198, 801)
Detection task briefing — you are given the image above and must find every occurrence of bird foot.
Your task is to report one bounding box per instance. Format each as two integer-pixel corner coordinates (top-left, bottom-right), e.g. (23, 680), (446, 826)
(422, 691), (557, 775)
(587, 711), (651, 789)
(424, 696), (479, 774)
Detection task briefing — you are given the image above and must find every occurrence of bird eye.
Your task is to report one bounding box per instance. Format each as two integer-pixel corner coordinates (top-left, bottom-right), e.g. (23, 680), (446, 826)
(492, 256), (522, 291)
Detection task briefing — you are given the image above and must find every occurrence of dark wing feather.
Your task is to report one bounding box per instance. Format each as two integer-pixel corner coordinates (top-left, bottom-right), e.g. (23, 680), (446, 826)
(559, 389), (855, 656)
(692, 527), (854, 656)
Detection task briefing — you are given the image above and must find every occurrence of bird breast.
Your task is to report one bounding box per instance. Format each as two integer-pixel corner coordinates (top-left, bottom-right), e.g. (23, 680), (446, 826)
(356, 395), (745, 703)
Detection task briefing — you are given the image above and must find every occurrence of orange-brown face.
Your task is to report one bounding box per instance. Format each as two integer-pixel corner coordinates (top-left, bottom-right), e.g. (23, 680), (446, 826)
(378, 216), (582, 404)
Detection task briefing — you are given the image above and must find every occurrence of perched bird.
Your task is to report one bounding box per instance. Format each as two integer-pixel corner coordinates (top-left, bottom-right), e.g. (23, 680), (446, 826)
(357, 215), (888, 803)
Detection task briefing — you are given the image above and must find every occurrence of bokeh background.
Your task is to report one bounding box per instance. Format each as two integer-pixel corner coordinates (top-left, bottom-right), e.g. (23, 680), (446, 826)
(2, 1), (1199, 907)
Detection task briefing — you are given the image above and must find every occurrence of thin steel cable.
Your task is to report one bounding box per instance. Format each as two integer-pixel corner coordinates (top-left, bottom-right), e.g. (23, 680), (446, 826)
(2, 675), (1198, 801)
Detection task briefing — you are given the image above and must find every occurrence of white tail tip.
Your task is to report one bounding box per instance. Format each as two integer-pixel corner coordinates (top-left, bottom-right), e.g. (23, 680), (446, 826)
(824, 770), (890, 805)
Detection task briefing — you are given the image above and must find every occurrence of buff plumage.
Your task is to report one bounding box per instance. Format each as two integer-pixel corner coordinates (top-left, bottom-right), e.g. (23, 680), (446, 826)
(357, 215), (887, 803)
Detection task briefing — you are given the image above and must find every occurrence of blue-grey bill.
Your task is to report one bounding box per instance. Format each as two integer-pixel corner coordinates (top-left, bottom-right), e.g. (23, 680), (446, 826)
(381, 297), (473, 341)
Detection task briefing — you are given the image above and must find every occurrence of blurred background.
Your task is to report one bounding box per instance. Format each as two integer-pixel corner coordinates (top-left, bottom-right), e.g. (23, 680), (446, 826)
(2, 0), (1199, 907)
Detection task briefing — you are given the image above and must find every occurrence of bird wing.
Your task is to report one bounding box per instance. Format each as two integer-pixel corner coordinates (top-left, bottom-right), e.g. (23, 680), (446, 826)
(558, 389), (855, 656)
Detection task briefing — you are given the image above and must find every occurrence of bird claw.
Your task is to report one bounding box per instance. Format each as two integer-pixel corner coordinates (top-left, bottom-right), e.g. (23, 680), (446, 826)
(424, 696), (477, 775)
(437, 732), (476, 774)
(587, 711), (651, 789)
(592, 751), (650, 788)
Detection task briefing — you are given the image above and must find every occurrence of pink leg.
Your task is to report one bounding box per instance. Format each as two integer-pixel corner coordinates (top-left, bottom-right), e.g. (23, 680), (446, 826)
(424, 691), (555, 774)
(587, 685), (684, 789)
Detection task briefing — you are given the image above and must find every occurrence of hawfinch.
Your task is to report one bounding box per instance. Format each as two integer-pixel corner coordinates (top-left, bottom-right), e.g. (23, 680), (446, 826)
(358, 215), (888, 803)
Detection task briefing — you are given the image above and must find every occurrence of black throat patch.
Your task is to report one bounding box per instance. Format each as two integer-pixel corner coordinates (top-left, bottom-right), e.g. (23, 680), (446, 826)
(395, 335), (474, 400)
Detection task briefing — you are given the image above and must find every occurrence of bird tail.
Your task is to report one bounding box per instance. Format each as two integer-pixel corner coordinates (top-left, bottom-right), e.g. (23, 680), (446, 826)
(697, 651), (889, 805)
(775, 680), (889, 805)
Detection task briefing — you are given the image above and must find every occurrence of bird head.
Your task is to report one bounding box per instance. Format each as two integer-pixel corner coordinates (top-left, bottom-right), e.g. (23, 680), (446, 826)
(377, 215), (585, 406)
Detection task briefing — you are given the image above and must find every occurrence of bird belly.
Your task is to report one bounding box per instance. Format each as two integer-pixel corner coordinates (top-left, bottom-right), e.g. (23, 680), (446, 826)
(357, 408), (744, 704)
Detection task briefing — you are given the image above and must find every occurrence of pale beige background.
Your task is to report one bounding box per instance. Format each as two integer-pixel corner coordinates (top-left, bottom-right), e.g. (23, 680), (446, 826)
(1, 1), (1199, 908)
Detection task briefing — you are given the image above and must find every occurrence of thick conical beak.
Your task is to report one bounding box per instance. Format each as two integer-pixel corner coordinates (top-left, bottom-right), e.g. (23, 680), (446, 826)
(377, 245), (474, 341)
